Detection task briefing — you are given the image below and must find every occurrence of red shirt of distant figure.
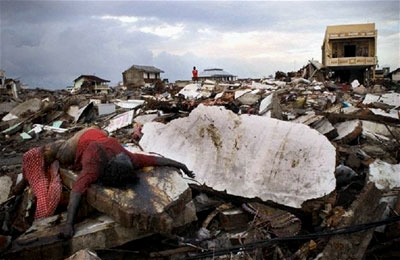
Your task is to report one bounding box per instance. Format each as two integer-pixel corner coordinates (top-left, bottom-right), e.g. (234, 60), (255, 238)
(192, 69), (198, 79)
(72, 128), (156, 194)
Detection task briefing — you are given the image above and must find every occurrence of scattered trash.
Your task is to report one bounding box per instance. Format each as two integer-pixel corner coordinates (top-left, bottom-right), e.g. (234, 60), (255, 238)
(0, 61), (399, 260)
(104, 110), (134, 132)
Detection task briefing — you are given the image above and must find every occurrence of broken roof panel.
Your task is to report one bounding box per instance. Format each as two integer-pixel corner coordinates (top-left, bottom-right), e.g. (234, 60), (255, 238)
(199, 68), (236, 78)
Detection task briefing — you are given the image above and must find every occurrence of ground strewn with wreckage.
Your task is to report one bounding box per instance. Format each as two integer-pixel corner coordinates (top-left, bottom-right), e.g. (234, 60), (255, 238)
(0, 77), (399, 259)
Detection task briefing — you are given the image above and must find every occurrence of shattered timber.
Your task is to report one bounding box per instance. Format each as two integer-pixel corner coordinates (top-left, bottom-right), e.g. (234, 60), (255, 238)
(1, 24), (400, 260)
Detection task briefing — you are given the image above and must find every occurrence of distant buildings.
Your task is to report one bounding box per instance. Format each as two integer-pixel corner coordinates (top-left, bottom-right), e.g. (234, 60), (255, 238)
(73, 75), (110, 94)
(322, 23), (377, 83)
(122, 65), (164, 89)
(198, 68), (237, 82)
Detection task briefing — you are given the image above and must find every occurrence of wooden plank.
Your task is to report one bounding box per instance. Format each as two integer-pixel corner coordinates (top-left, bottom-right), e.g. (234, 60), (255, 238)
(321, 183), (385, 260)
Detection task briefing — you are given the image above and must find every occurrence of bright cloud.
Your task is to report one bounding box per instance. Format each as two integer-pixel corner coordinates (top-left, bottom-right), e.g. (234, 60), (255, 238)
(97, 15), (140, 23)
(96, 15), (185, 39)
(138, 23), (185, 38)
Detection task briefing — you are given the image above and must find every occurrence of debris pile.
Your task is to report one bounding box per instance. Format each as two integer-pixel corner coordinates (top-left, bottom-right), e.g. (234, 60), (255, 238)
(0, 75), (399, 259)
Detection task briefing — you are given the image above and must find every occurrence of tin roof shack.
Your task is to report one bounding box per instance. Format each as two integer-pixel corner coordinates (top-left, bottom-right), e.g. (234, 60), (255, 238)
(0, 74), (22, 99)
(198, 68), (237, 82)
(73, 75), (110, 94)
(322, 23), (377, 84)
(122, 65), (164, 89)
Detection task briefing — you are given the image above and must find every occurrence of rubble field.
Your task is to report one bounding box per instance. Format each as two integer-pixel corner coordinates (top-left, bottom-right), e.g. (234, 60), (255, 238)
(0, 75), (400, 260)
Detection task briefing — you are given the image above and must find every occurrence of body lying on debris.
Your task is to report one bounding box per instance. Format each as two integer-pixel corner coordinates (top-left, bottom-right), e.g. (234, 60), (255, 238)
(19, 127), (195, 238)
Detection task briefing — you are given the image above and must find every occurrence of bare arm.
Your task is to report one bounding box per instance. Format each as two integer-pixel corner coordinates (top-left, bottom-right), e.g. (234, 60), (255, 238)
(153, 157), (195, 178)
(60, 143), (102, 238)
(131, 153), (195, 178)
(60, 191), (81, 238)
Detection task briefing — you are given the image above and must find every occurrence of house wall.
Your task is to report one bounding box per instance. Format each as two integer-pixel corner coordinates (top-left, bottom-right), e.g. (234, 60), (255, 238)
(393, 72), (400, 82)
(123, 68), (145, 88)
(73, 78), (85, 90)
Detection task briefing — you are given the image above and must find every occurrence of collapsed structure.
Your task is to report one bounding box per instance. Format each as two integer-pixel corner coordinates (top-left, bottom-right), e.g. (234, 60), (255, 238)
(72, 75), (110, 94)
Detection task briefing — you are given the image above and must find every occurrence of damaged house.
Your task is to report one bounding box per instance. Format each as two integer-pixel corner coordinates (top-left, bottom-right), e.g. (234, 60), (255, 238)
(122, 65), (164, 89)
(322, 23), (377, 83)
(198, 68), (237, 82)
(73, 75), (110, 94)
(0, 70), (23, 98)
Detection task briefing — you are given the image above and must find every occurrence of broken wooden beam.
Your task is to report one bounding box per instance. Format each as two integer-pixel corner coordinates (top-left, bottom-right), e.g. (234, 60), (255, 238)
(320, 112), (400, 126)
(320, 183), (386, 260)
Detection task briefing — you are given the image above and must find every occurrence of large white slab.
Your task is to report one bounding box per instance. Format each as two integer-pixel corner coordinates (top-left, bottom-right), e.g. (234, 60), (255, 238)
(140, 105), (336, 208)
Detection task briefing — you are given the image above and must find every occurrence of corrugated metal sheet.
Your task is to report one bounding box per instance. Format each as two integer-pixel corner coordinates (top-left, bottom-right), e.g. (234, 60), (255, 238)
(199, 68), (235, 77)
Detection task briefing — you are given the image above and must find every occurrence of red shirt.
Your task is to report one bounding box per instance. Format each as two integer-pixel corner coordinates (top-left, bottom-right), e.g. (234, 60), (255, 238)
(72, 129), (156, 194)
(192, 69), (198, 78)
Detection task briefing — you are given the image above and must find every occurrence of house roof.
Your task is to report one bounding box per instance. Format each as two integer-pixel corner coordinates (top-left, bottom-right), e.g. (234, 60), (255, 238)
(199, 68), (236, 78)
(390, 68), (400, 74)
(124, 65), (164, 73)
(74, 75), (110, 83)
(325, 23), (375, 34)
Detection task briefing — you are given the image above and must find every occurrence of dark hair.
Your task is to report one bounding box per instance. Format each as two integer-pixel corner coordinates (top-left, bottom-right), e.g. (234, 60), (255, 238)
(99, 153), (138, 187)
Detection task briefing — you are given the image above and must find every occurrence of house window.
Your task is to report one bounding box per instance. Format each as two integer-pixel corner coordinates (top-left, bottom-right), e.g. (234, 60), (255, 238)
(344, 45), (356, 57)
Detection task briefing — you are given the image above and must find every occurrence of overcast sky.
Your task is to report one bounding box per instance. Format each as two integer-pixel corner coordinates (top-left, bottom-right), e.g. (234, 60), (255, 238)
(1, 1), (399, 89)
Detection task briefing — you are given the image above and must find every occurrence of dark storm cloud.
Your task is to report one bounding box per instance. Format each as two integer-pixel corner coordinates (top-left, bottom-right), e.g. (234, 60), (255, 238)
(0, 1), (399, 89)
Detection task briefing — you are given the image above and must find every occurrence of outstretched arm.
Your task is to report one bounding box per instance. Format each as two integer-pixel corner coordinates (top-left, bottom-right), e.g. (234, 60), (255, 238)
(60, 191), (81, 238)
(60, 143), (102, 238)
(132, 153), (195, 178)
(153, 157), (195, 178)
